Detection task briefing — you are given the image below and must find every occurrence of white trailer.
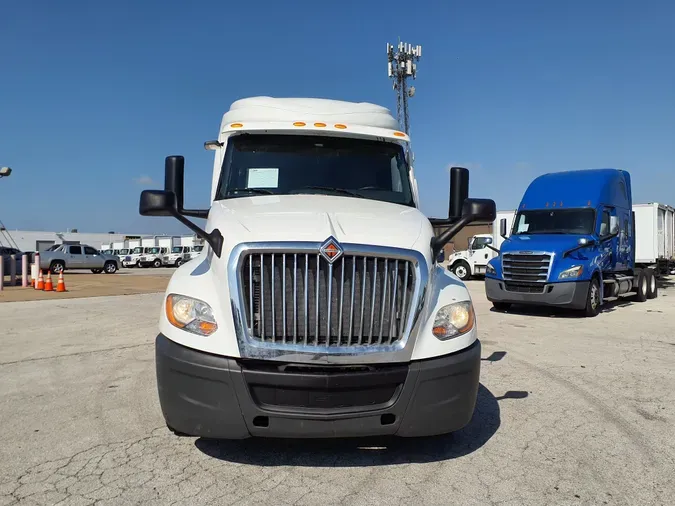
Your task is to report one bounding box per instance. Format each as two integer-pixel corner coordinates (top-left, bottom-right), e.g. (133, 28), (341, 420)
(446, 210), (515, 280)
(634, 202), (675, 276)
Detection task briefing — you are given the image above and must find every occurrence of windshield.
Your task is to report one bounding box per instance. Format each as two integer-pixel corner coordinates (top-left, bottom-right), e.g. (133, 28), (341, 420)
(149, 247), (160, 254)
(513, 208), (596, 235)
(119, 249), (130, 255)
(215, 134), (414, 207)
(132, 247), (143, 254)
(193, 246), (203, 252)
(171, 246), (182, 253)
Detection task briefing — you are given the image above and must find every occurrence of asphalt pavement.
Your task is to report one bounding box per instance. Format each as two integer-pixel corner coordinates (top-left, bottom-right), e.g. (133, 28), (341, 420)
(1, 281), (673, 505)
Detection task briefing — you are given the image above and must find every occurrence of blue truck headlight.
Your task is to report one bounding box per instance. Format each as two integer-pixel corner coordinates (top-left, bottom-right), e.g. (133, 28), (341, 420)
(558, 265), (584, 279)
(432, 301), (475, 340)
(486, 263), (496, 275)
(165, 294), (217, 336)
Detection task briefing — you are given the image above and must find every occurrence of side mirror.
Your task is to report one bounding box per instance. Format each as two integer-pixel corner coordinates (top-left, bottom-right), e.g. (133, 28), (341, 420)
(500, 218), (507, 239)
(609, 216), (620, 236)
(462, 198), (497, 223)
(139, 156), (223, 257)
(139, 190), (176, 217)
(432, 198), (497, 257)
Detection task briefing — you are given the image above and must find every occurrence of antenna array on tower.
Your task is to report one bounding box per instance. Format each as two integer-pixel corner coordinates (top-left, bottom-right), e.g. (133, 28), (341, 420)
(386, 40), (422, 138)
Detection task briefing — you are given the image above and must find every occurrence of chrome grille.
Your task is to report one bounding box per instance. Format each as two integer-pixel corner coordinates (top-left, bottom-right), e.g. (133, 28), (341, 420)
(240, 253), (416, 347)
(502, 253), (551, 283)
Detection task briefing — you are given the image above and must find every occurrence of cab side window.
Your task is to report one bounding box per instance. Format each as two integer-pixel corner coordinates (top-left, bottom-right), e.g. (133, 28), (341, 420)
(84, 247), (98, 255)
(69, 246), (83, 255)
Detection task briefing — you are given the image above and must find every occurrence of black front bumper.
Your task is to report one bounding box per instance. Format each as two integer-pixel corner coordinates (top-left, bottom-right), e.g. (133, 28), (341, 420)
(485, 277), (589, 309)
(156, 334), (481, 439)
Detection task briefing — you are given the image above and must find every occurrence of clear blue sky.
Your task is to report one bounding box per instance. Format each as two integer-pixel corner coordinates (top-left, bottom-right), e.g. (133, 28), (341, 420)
(1, 0), (673, 235)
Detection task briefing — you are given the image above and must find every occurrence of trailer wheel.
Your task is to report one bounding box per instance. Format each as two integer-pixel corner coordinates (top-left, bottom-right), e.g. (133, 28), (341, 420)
(634, 270), (648, 302)
(452, 261), (471, 281)
(646, 269), (658, 299)
(583, 277), (601, 317)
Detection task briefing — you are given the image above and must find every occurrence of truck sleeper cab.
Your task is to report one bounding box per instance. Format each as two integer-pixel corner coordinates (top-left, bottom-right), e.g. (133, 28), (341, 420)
(485, 169), (659, 317)
(139, 97), (495, 439)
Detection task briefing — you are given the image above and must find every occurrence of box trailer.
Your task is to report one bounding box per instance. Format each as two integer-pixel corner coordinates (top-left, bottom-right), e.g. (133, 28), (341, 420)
(634, 202), (675, 275)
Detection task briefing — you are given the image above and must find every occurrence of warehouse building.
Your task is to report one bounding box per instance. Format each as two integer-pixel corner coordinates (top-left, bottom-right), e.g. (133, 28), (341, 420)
(0, 229), (145, 253)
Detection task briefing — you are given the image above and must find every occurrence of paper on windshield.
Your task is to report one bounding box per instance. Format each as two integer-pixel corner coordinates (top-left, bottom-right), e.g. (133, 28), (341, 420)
(247, 168), (279, 189)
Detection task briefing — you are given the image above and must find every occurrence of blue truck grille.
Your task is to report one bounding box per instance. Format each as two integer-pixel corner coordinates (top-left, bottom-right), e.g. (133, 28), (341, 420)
(502, 253), (551, 284)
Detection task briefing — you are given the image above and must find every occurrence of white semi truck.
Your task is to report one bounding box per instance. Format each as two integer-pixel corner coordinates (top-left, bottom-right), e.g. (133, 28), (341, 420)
(139, 96), (495, 439)
(447, 210), (515, 280)
(162, 236), (203, 267)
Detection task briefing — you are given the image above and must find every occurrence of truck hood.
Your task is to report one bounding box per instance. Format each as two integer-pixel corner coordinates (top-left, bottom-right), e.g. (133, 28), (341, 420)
(208, 195), (427, 249)
(501, 234), (594, 254)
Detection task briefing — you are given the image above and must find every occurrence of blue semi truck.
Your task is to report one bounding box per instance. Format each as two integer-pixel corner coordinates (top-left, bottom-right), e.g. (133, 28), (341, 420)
(485, 168), (661, 317)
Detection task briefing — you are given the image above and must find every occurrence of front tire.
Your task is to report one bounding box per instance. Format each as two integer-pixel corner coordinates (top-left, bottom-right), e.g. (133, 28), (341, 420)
(583, 277), (601, 317)
(175, 258), (183, 267)
(153, 259), (162, 268)
(104, 261), (118, 274)
(452, 261), (471, 281)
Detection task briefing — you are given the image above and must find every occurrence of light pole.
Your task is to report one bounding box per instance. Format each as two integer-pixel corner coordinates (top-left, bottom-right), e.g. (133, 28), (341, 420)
(0, 167), (12, 178)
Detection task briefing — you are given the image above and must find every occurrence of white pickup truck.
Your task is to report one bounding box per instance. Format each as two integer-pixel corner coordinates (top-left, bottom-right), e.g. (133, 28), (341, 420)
(139, 96), (495, 439)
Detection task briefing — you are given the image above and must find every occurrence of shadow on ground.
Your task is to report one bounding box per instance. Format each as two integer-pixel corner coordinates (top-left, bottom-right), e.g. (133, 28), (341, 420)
(195, 383), (527, 467)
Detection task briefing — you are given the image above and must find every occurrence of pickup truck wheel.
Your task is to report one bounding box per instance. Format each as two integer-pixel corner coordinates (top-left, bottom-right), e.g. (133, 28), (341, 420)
(583, 277), (601, 317)
(153, 259), (162, 268)
(50, 261), (65, 275)
(634, 270), (648, 302)
(646, 269), (658, 299)
(104, 261), (118, 274)
(91, 268), (103, 274)
(452, 261), (471, 281)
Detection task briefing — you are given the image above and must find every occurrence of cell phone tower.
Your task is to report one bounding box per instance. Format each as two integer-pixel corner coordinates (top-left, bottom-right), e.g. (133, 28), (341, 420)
(386, 40), (422, 137)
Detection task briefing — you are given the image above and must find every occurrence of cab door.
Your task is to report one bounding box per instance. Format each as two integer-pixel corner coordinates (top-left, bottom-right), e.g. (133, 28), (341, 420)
(67, 245), (85, 268)
(84, 246), (105, 269)
(598, 207), (620, 271)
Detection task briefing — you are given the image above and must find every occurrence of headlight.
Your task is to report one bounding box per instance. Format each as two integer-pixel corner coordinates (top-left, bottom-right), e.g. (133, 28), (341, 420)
(165, 294), (218, 336)
(558, 265), (583, 279)
(432, 301), (475, 340)
(486, 263), (496, 275)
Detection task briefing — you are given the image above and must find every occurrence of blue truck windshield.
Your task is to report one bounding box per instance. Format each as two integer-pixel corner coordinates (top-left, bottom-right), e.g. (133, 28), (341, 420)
(216, 134), (415, 207)
(513, 208), (596, 235)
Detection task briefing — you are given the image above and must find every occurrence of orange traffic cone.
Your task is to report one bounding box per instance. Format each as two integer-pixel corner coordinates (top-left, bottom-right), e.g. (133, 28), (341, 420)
(44, 272), (54, 291)
(56, 272), (67, 292)
(36, 270), (45, 290)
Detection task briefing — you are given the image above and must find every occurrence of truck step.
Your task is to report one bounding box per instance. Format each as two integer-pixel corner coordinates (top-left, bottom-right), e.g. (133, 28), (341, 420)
(603, 275), (633, 284)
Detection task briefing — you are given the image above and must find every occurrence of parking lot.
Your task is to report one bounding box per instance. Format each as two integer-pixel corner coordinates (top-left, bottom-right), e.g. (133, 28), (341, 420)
(1, 278), (673, 505)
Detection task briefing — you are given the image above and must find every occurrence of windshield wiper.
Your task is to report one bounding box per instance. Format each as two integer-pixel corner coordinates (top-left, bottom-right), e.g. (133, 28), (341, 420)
(291, 186), (365, 198)
(227, 188), (275, 195)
